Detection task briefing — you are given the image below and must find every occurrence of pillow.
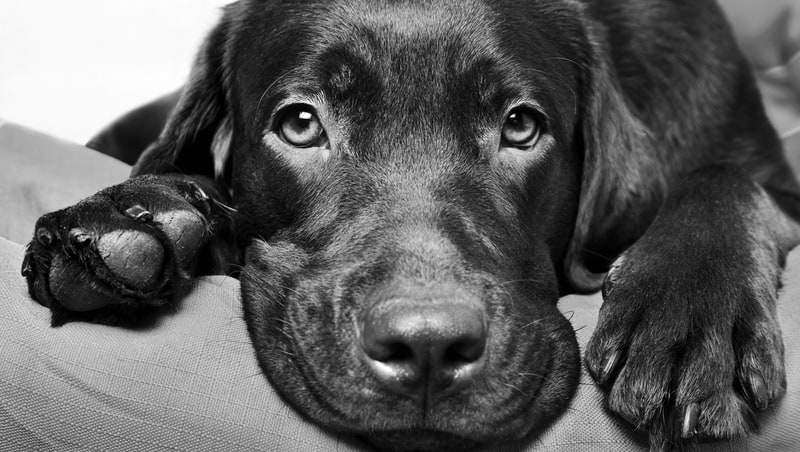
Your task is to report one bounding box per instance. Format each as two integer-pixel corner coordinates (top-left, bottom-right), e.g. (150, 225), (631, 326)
(1, 122), (799, 450)
(0, 120), (130, 245)
(718, 0), (800, 153)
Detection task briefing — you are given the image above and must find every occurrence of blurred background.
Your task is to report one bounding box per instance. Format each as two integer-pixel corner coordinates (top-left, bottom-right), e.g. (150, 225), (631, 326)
(1, 0), (798, 146)
(0, 0), (231, 144)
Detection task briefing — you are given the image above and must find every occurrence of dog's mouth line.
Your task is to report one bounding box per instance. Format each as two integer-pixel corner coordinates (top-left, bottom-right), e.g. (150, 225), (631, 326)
(284, 328), (557, 441)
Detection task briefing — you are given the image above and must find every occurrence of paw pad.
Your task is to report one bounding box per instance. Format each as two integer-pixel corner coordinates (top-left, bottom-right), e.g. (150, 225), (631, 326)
(97, 230), (164, 289)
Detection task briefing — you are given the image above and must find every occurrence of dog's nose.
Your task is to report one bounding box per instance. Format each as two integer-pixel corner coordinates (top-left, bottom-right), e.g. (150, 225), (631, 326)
(360, 294), (487, 399)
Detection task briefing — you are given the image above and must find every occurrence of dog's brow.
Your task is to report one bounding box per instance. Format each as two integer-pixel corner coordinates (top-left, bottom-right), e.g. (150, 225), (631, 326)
(255, 69), (299, 119)
(327, 63), (355, 95)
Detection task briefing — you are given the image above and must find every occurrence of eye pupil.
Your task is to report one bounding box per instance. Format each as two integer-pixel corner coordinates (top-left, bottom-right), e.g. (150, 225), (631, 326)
(502, 108), (540, 148)
(279, 105), (325, 147)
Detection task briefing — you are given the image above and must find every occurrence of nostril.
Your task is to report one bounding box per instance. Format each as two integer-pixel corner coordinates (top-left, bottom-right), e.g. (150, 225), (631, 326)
(363, 335), (417, 368)
(444, 339), (484, 366)
(371, 342), (415, 363)
(363, 337), (425, 393)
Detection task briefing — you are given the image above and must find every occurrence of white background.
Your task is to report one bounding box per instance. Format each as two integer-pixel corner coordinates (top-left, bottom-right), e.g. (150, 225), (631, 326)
(0, 1), (232, 144)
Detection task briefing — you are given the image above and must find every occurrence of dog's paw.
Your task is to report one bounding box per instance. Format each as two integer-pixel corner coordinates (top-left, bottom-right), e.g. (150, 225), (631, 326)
(584, 249), (786, 449)
(22, 174), (232, 326)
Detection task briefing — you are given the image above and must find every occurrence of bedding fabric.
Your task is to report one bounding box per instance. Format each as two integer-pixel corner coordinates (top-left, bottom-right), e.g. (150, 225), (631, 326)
(1, 209), (799, 451)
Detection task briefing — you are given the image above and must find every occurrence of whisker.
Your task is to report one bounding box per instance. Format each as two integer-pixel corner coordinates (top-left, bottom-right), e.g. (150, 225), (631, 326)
(256, 70), (295, 117)
(580, 246), (615, 263)
(544, 56), (589, 72)
(502, 382), (530, 397)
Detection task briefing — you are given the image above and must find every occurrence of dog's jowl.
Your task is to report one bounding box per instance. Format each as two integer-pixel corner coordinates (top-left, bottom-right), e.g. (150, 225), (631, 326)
(22, 0), (800, 450)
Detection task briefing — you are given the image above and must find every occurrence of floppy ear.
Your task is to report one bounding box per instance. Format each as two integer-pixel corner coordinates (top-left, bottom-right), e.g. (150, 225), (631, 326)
(131, 6), (235, 188)
(564, 32), (662, 292)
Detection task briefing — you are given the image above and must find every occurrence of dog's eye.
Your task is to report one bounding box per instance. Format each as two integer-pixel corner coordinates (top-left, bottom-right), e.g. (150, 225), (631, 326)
(501, 108), (541, 148)
(277, 105), (326, 148)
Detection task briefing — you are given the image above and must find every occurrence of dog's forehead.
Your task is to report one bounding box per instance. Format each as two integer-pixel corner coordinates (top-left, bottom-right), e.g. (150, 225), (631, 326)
(319, 0), (498, 51)
(244, 0), (507, 98)
(324, 0), (490, 35)
(312, 0), (510, 98)
(234, 0), (587, 126)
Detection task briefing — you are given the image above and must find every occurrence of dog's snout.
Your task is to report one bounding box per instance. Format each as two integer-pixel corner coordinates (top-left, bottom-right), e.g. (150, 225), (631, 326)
(360, 291), (487, 400)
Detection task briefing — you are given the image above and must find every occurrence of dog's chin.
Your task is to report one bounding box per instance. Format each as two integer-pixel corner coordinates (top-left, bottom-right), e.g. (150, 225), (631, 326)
(364, 430), (479, 452)
(241, 239), (581, 450)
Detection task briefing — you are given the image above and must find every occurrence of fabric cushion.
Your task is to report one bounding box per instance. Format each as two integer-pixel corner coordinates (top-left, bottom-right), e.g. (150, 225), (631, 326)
(2, 233), (800, 451)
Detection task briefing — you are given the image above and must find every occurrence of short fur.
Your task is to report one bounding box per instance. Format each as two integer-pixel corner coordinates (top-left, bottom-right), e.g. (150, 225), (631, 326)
(23, 0), (800, 450)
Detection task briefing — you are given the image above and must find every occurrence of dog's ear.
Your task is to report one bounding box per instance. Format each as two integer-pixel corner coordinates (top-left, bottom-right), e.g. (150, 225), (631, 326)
(131, 6), (235, 187)
(564, 34), (662, 293)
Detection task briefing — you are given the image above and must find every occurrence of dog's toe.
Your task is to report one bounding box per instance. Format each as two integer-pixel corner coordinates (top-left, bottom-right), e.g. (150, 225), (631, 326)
(671, 333), (753, 440)
(736, 309), (786, 402)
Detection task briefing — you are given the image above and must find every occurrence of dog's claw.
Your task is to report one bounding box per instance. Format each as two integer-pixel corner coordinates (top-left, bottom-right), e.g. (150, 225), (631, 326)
(189, 182), (209, 203)
(36, 228), (54, 246)
(212, 198), (238, 215)
(184, 181), (214, 215)
(21, 251), (33, 278)
(598, 350), (620, 384)
(681, 403), (700, 438)
(68, 228), (92, 246)
(748, 373), (769, 410)
(125, 205), (154, 223)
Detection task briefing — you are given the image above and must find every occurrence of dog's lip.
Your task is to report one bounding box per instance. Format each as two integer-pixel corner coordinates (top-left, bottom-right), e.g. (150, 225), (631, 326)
(304, 348), (554, 443)
(348, 406), (540, 447)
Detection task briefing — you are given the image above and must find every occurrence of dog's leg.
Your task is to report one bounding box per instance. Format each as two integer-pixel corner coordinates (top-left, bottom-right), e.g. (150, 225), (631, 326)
(583, 164), (799, 449)
(22, 174), (236, 327)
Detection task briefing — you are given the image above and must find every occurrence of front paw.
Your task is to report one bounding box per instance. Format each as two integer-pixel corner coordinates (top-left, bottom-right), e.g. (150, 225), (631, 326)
(22, 175), (230, 326)
(585, 252), (786, 449)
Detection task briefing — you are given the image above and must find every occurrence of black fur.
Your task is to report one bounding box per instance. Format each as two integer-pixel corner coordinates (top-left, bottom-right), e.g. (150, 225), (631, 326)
(23, 0), (800, 450)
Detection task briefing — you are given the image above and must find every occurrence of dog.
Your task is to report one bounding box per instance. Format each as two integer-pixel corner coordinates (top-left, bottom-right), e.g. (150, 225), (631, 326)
(22, 0), (800, 450)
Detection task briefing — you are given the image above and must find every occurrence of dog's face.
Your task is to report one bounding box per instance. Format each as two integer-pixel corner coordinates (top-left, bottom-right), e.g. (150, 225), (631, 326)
(162, 0), (600, 449)
(231, 1), (588, 448)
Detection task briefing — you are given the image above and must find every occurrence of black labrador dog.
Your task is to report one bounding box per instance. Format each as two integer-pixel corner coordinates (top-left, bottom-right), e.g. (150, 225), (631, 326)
(22, 0), (800, 450)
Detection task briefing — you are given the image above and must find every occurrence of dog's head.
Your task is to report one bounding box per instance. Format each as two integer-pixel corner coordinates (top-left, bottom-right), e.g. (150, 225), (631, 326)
(133, 0), (651, 449)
